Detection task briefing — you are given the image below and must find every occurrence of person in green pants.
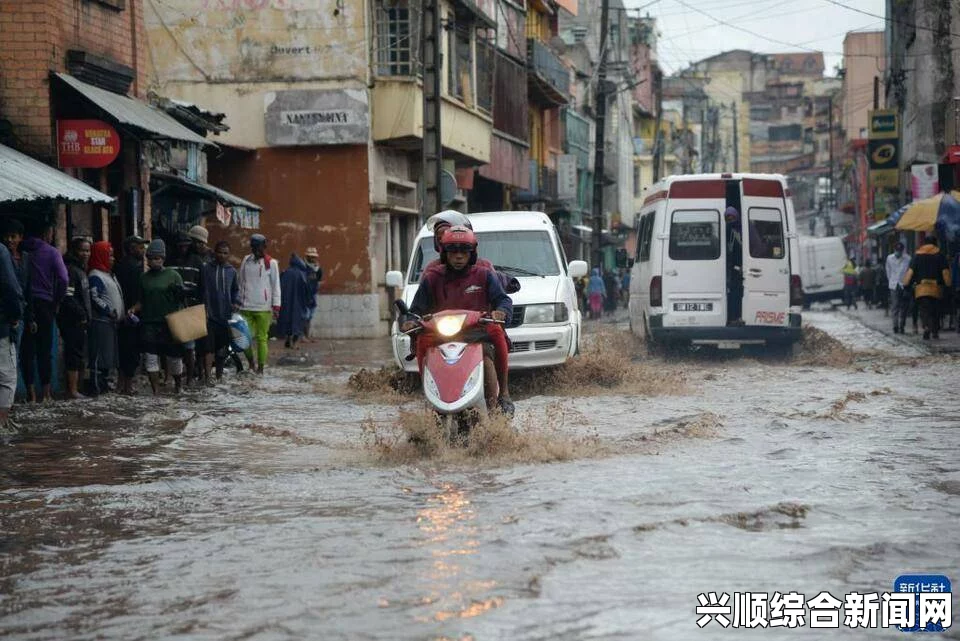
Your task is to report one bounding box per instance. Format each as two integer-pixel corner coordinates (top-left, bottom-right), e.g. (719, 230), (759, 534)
(236, 234), (281, 374)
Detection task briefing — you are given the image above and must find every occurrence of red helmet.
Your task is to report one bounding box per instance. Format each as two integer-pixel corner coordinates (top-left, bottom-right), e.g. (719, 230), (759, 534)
(440, 225), (477, 251)
(440, 225), (478, 267)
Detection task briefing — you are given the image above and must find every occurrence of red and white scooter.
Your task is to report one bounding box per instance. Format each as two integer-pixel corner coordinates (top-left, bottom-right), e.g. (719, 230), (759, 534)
(396, 300), (501, 441)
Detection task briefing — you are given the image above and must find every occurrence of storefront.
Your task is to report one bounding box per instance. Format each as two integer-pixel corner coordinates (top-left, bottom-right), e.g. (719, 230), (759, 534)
(51, 72), (213, 248)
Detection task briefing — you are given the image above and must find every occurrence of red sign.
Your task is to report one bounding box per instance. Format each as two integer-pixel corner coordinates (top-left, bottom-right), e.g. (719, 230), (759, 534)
(56, 119), (120, 168)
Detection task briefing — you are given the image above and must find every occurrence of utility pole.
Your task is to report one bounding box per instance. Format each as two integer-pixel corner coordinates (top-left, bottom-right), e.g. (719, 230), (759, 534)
(591, 0), (610, 272)
(420, 0), (443, 221)
(700, 104), (706, 174)
(652, 69), (663, 181)
(732, 101), (739, 172)
(828, 94), (834, 211)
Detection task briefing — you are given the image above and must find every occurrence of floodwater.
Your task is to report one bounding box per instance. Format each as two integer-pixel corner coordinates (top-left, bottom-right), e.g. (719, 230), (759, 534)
(1, 312), (958, 641)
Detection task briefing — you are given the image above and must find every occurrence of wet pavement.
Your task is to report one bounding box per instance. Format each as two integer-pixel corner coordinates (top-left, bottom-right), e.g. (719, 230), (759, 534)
(1, 311), (958, 640)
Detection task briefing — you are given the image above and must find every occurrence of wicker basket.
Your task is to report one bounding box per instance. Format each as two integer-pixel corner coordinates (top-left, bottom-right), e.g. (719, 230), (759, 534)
(166, 304), (208, 343)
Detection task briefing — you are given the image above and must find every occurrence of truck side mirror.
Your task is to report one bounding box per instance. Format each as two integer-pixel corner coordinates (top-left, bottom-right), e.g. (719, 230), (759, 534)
(385, 270), (403, 288)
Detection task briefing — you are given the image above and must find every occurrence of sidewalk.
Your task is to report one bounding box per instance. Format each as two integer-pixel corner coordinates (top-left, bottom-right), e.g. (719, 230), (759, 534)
(837, 304), (960, 354)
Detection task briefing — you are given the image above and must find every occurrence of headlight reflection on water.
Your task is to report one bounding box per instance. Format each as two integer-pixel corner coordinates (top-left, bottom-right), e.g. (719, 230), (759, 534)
(411, 483), (505, 624)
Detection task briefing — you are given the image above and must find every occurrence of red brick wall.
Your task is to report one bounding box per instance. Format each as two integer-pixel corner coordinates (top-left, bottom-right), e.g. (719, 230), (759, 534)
(0, 0), (146, 160)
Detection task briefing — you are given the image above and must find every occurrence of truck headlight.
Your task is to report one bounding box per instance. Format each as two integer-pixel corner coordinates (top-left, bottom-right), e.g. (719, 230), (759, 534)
(524, 303), (569, 324)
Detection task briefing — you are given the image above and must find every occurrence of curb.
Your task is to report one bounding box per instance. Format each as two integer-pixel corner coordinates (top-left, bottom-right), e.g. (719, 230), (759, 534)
(836, 309), (960, 355)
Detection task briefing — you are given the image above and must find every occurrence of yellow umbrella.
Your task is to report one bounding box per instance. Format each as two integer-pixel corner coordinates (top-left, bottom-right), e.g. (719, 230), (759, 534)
(895, 190), (960, 231)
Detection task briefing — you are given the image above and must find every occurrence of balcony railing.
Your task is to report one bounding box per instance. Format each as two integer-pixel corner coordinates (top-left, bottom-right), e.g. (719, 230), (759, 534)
(527, 39), (569, 105)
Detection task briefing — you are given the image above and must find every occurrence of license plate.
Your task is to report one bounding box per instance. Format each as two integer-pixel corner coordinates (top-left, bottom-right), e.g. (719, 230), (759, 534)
(674, 302), (713, 312)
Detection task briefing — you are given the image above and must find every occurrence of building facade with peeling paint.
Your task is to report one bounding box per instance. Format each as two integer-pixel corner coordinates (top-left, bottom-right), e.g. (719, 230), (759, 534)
(145, 0), (498, 337)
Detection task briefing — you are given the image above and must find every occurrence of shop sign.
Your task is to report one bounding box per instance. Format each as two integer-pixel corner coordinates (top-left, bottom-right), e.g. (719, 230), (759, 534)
(557, 155), (577, 202)
(910, 163), (939, 200)
(265, 89), (369, 146)
(56, 119), (120, 168)
(868, 109), (898, 139)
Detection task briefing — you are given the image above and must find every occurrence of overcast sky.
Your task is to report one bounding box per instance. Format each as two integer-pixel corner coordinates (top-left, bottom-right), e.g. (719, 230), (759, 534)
(622, 0), (887, 77)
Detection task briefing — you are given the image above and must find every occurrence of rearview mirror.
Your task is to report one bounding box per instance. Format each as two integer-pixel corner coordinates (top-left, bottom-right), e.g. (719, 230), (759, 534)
(385, 270), (403, 288)
(568, 260), (588, 279)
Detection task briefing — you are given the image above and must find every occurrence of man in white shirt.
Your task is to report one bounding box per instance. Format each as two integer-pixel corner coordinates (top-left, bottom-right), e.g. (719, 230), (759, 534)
(885, 241), (911, 334)
(237, 234), (281, 373)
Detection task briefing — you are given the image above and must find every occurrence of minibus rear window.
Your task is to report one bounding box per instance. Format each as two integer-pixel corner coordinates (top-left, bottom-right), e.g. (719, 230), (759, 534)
(669, 210), (720, 260)
(748, 208), (786, 259)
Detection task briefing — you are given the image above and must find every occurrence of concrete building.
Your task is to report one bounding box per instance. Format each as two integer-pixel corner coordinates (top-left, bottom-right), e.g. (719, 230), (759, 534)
(145, 0), (495, 337)
(840, 31), (885, 141)
(886, 0), (960, 195)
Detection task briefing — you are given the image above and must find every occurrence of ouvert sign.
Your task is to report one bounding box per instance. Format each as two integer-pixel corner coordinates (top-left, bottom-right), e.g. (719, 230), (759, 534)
(265, 89), (369, 146)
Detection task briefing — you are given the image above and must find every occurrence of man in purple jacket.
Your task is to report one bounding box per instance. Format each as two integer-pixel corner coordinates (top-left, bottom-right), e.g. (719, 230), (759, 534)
(20, 222), (67, 402)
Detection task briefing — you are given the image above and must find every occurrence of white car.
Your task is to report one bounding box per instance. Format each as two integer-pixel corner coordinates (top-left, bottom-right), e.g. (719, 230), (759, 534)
(386, 211), (588, 372)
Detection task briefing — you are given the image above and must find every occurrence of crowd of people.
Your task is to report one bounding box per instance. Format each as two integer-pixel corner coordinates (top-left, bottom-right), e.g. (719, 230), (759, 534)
(845, 238), (957, 340)
(0, 220), (322, 428)
(576, 268), (630, 320)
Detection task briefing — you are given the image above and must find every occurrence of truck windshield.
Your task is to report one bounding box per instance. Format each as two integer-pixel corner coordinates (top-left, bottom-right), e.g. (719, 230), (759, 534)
(408, 230), (560, 283)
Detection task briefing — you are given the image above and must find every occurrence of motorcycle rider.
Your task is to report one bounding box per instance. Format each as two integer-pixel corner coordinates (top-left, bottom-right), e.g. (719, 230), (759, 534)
(422, 211), (520, 294)
(401, 226), (514, 415)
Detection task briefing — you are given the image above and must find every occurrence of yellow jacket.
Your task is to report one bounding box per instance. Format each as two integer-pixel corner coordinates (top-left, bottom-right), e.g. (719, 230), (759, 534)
(902, 243), (952, 299)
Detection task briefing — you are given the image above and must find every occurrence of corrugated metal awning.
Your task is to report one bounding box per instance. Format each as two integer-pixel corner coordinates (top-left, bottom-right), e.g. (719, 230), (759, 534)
(55, 73), (212, 147)
(0, 143), (114, 204)
(152, 172), (262, 211)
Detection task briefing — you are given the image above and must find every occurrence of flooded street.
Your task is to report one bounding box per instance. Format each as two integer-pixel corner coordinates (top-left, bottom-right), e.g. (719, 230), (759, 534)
(1, 312), (958, 641)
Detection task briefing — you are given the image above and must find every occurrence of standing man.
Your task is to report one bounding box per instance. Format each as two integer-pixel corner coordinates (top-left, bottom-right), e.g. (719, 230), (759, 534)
(200, 240), (239, 383)
(302, 247), (321, 342)
(237, 234), (281, 374)
(114, 235), (148, 395)
(168, 227), (208, 386)
(902, 235), (951, 340)
(58, 237), (91, 399)
(725, 207), (744, 325)
(0, 242), (24, 429)
(20, 222), (67, 403)
(1, 219), (31, 353)
(135, 239), (185, 394)
(886, 242), (911, 334)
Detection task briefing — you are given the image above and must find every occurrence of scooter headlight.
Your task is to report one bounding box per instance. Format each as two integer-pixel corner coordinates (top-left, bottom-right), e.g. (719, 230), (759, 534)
(461, 362), (484, 398)
(436, 313), (467, 337)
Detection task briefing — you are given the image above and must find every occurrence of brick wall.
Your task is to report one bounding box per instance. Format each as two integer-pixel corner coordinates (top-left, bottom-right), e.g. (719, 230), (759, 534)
(0, 0), (145, 160)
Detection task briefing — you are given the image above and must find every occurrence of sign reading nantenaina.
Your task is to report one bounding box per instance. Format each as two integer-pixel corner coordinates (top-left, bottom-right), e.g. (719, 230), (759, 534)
(281, 110), (355, 126)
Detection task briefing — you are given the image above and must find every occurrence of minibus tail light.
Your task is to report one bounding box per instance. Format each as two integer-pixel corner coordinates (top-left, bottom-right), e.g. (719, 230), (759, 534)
(650, 276), (662, 307)
(790, 275), (803, 307)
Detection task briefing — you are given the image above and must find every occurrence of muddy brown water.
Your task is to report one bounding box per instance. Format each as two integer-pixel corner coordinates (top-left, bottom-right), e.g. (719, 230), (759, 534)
(1, 312), (958, 640)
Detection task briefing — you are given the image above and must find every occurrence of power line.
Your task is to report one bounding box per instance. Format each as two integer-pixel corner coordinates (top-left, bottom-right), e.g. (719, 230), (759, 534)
(823, 0), (960, 40)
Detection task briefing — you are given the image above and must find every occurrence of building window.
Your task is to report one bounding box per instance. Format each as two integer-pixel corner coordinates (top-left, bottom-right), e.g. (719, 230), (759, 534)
(476, 34), (494, 113)
(376, 0), (419, 77)
(86, 0), (125, 10)
(447, 18), (474, 103)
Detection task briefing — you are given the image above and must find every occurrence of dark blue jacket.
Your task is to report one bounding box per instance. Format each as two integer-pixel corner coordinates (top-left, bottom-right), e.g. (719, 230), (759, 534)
(0, 244), (24, 340)
(201, 261), (240, 325)
(277, 254), (314, 336)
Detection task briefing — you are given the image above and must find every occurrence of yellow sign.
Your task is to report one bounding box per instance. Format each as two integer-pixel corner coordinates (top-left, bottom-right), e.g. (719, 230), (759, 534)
(870, 169), (898, 189)
(868, 109), (899, 139)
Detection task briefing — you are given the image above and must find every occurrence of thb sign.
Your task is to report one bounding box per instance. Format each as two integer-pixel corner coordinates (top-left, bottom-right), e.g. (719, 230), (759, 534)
(56, 120), (120, 168)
